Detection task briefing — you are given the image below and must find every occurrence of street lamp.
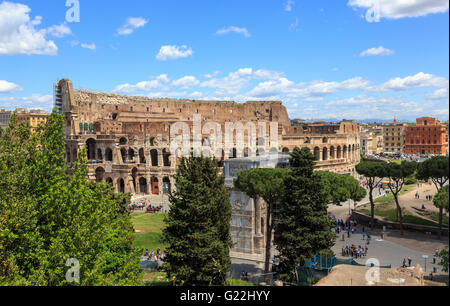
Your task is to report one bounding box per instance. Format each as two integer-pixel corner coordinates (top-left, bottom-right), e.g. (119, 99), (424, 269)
(422, 255), (429, 272)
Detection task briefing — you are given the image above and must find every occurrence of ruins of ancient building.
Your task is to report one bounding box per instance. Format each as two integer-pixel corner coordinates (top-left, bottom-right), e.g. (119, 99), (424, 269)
(57, 78), (361, 203)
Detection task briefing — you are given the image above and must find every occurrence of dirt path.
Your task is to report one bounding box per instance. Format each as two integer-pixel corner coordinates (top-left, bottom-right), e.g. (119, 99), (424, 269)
(399, 183), (447, 222)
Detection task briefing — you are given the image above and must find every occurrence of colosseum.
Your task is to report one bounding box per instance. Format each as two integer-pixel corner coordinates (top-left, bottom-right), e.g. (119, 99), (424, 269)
(56, 78), (361, 203)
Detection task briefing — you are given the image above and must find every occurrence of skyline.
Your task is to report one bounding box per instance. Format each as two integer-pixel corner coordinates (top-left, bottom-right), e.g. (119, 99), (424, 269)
(0, 0), (449, 121)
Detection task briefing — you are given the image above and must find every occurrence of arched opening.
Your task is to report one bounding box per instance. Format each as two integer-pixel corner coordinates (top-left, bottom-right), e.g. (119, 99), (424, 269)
(139, 178), (148, 195)
(132, 168), (138, 193)
(163, 149), (171, 167)
(120, 148), (127, 162)
(151, 149), (159, 167)
(97, 148), (103, 160)
(151, 177), (159, 195)
(163, 177), (171, 194)
(218, 150), (225, 167)
(314, 147), (321, 161)
(231, 148), (237, 159)
(323, 147), (328, 161)
(95, 167), (105, 183)
(86, 139), (96, 160)
(118, 178), (125, 193)
(105, 148), (113, 162)
(304, 137), (311, 144)
(119, 137), (127, 146)
(282, 148), (290, 153)
(337, 146), (342, 159)
(323, 137), (328, 143)
(139, 148), (146, 164)
(72, 148), (77, 162)
(343, 146), (348, 159)
(66, 151), (71, 163)
(150, 138), (155, 146)
(106, 177), (113, 185)
(128, 148), (135, 162)
(330, 146), (335, 159)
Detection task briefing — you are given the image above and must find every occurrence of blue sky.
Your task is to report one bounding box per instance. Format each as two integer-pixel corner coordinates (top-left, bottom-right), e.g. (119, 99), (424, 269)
(0, 0), (449, 121)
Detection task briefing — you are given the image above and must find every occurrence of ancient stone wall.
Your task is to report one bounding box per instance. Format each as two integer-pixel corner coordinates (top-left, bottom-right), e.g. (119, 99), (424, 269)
(58, 79), (361, 197)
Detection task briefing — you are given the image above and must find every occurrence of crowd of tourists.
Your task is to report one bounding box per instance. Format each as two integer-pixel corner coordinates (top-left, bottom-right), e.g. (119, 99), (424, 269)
(144, 248), (166, 262)
(341, 244), (369, 259)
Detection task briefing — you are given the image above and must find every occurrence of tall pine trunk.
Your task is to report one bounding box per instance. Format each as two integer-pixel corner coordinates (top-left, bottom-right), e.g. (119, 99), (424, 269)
(369, 187), (375, 230)
(264, 203), (273, 284)
(393, 193), (404, 235)
(439, 207), (443, 240)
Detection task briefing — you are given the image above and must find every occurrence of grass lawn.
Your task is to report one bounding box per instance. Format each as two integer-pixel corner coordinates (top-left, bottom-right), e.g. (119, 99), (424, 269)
(132, 213), (168, 252)
(374, 184), (416, 204)
(142, 271), (256, 286)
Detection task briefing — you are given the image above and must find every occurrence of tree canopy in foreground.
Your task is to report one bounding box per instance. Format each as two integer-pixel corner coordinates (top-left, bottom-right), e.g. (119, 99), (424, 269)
(162, 156), (233, 286)
(274, 148), (336, 283)
(0, 112), (141, 286)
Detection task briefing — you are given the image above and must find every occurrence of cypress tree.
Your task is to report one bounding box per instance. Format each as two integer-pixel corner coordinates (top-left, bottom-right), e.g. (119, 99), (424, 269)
(162, 156), (233, 286)
(274, 148), (336, 283)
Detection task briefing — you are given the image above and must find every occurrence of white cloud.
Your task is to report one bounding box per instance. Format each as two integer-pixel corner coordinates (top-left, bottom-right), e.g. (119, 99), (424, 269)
(253, 69), (285, 80)
(201, 68), (254, 96)
(348, 0), (449, 21)
(367, 72), (449, 92)
(45, 22), (72, 38)
(289, 17), (300, 31)
(204, 71), (221, 78)
(285, 0), (295, 12)
(361, 46), (395, 57)
(0, 80), (22, 93)
(112, 74), (170, 93)
(156, 45), (193, 61)
(81, 43), (96, 51)
(216, 26), (251, 38)
(0, 94), (52, 110)
(107, 69), (449, 121)
(117, 17), (148, 35)
(426, 88), (449, 100)
(0, 1), (58, 55)
(172, 76), (200, 89)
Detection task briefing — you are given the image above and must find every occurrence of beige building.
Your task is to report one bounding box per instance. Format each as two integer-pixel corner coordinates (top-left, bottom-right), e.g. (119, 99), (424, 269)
(16, 109), (49, 133)
(382, 118), (407, 154)
(0, 109), (11, 129)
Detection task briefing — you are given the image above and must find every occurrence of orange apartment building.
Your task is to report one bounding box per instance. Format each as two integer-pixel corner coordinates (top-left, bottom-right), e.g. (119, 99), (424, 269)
(404, 117), (448, 155)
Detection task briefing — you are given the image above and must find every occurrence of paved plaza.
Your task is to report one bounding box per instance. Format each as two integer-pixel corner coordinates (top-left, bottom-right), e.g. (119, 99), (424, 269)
(332, 228), (445, 273)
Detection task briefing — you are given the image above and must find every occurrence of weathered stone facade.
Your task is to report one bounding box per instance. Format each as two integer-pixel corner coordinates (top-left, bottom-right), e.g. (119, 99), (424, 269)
(57, 78), (361, 202)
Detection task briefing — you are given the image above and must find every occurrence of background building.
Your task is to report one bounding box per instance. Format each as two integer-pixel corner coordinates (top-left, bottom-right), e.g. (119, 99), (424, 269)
(16, 109), (49, 133)
(404, 117), (448, 155)
(382, 118), (407, 155)
(0, 109), (11, 130)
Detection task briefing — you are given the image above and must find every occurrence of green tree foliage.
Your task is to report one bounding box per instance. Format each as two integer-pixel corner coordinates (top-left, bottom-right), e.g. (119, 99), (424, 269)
(356, 161), (386, 230)
(0, 111), (141, 286)
(416, 156), (449, 191)
(317, 171), (351, 205)
(417, 156), (449, 239)
(380, 161), (417, 235)
(162, 156), (233, 286)
(438, 246), (449, 273)
(234, 168), (288, 283)
(318, 171), (366, 214)
(274, 148), (336, 283)
(433, 185), (449, 239)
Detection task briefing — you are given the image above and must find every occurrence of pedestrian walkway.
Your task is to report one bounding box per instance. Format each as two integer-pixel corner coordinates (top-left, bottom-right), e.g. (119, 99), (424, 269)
(332, 229), (442, 273)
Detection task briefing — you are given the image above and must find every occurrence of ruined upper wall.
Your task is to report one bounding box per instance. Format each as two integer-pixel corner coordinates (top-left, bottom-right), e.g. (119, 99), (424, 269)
(60, 78), (291, 127)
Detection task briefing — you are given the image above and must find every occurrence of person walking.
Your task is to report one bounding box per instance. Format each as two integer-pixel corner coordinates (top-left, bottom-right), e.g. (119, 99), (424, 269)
(408, 257), (412, 267)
